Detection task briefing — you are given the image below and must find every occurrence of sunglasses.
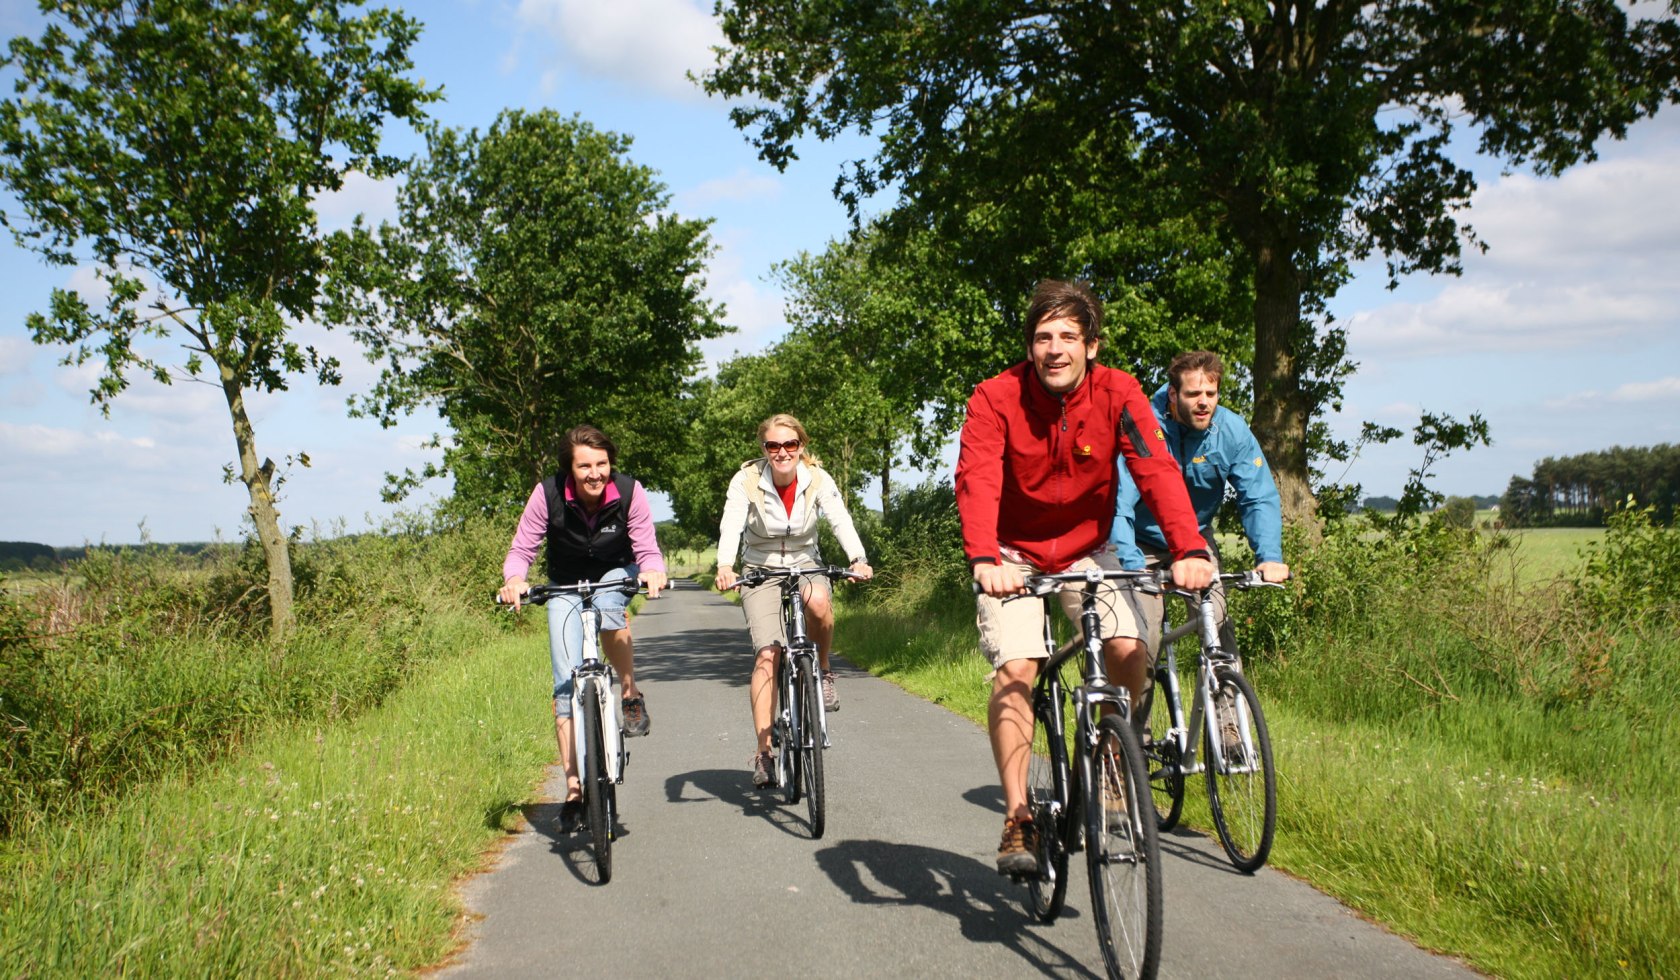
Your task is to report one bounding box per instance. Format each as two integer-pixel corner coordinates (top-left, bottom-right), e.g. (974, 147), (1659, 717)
(762, 439), (802, 454)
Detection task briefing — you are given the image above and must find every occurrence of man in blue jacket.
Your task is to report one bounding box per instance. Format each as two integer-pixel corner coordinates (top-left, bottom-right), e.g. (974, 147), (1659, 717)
(1112, 351), (1289, 705)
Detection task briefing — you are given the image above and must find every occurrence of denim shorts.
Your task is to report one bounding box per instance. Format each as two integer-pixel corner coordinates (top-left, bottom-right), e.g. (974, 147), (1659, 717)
(547, 564), (636, 716)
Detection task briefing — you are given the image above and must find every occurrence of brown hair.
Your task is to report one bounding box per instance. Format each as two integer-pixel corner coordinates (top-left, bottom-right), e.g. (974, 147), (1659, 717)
(561, 424), (617, 469)
(1167, 351), (1225, 390)
(757, 412), (820, 466)
(1023, 279), (1103, 350)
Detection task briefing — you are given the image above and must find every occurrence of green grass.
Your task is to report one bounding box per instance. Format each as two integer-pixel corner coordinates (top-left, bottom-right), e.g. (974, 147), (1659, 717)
(0, 627), (555, 975)
(1491, 527), (1602, 585)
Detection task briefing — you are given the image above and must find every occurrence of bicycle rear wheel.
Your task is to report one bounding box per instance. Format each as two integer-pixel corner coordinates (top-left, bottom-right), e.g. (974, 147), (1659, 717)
(580, 685), (613, 883)
(1086, 714), (1163, 980)
(1203, 667), (1276, 873)
(1024, 690), (1070, 923)
(799, 662), (826, 838)
(1144, 665), (1185, 831)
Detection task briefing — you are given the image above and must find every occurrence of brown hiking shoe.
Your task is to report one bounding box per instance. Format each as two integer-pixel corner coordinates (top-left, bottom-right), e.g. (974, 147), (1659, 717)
(996, 816), (1040, 875)
(750, 751), (775, 788)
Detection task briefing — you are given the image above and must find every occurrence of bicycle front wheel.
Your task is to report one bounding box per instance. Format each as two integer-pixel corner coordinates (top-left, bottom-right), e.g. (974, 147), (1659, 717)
(1025, 693), (1070, 923)
(1204, 667), (1276, 873)
(799, 663), (826, 838)
(580, 686), (613, 883)
(777, 654), (801, 805)
(1143, 666), (1185, 832)
(1087, 714), (1163, 980)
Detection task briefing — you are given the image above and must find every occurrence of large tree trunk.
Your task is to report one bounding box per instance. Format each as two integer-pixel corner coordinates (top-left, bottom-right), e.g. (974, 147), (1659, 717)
(1249, 236), (1320, 534)
(220, 366), (296, 639)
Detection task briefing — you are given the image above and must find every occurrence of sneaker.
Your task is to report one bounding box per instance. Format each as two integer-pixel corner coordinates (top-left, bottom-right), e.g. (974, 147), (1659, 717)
(1216, 689), (1243, 759)
(995, 816), (1040, 875)
(750, 751), (775, 788)
(622, 695), (650, 737)
(558, 798), (584, 833)
(821, 670), (839, 712)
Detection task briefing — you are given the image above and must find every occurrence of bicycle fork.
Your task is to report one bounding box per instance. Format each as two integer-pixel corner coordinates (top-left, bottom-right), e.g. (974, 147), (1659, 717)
(572, 610), (627, 785)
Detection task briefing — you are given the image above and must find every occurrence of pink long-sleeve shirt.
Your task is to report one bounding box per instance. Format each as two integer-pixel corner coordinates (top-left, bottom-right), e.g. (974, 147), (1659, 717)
(501, 476), (667, 582)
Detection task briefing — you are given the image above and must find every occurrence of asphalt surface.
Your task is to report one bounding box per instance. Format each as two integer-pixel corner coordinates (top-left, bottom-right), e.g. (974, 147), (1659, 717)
(439, 583), (1477, 978)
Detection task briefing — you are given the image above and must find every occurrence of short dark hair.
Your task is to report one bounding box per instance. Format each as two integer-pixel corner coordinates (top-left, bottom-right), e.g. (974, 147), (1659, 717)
(1023, 279), (1102, 350)
(1167, 351), (1225, 390)
(561, 424), (618, 468)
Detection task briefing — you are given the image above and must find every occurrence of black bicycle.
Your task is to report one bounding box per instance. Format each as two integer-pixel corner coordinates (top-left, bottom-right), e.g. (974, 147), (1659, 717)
(735, 565), (859, 839)
(1139, 569), (1283, 873)
(1000, 568), (1163, 980)
(497, 578), (642, 882)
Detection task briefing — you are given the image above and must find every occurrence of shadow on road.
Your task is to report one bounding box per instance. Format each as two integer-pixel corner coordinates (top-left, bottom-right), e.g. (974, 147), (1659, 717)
(814, 839), (1102, 978)
(962, 785), (1008, 816)
(662, 767), (821, 839)
(633, 628), (753, 686)
(1158, 825), (1250, 876)
(520, 799), (628, 886)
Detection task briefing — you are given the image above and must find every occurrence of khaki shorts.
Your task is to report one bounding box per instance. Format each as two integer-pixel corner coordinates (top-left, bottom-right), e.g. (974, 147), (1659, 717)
(1135, 545), (1226, 658)
(976, 551), (1147, 668)
(740, 562), (832, 651)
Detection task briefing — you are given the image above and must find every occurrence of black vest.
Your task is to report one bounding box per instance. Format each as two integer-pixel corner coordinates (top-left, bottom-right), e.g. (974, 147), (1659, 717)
(542, 471), (639, 585)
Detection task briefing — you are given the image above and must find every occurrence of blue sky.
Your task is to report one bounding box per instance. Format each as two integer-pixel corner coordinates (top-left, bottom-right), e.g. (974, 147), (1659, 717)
(2, 0), (1677, 547)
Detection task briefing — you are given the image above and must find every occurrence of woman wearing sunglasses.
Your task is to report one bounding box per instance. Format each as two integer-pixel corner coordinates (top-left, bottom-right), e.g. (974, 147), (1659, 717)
(714, 413), (873, 787)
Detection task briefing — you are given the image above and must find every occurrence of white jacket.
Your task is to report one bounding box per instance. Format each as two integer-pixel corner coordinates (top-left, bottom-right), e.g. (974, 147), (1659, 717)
(716, 459), (868, 570)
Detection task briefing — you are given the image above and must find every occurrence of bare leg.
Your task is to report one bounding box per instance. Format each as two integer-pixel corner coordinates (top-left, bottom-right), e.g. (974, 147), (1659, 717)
(806, 588), (835, 671)
(554, 703), (580, 802)
(1103, 636), (1150, 713)
(750, 644), (779, 753)
(600, 626), (640, 699)
(988, 658), (1040, 822)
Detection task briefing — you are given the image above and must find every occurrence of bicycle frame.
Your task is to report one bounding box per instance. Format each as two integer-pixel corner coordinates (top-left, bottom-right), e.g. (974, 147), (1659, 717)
(778, 579), (829, 748)
(571, 600), (626, 786)
(1154, 576), (1265, 777)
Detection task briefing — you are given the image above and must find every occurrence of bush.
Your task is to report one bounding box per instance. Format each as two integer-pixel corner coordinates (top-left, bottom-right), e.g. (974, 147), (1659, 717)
(1571, 502), (1680, 628)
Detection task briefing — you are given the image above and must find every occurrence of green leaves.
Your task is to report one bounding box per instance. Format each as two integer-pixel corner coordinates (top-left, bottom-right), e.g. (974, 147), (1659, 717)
(323, 109), (729, 516)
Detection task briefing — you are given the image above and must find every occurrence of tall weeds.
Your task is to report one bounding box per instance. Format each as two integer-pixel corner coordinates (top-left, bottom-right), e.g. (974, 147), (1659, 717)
(0, 514), (512, 839)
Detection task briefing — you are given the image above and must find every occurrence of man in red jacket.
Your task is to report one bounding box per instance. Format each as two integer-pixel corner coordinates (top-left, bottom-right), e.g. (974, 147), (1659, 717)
(956, 279), (1215, 875)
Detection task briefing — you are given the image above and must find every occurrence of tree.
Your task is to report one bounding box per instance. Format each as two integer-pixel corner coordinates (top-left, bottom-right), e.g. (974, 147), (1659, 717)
(0, 0), (435, 638)
(326, 110), (728, 516)
(704, 0), (1680, 523)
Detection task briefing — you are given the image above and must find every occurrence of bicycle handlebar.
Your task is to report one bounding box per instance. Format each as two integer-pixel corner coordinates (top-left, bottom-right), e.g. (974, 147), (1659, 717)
(733, 565), (863, 591)
(493, 578), (647, 606)
(975, 567), (1289, 600)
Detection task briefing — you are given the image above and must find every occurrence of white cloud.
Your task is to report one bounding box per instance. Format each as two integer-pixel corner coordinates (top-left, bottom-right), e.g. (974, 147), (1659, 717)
(0, 337), (33, 375)
(1545, 376), (1680, 410)
(1471, 151), (1680, 271)
(514, 0), (723, 101)
(674, 170), (783, 212)
(313, 171), (401, 231)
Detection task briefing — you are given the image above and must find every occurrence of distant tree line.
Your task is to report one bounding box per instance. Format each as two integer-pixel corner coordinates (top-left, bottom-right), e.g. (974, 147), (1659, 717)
(1362, 494), (1499, 514)
(1500, 444), (1679, 527)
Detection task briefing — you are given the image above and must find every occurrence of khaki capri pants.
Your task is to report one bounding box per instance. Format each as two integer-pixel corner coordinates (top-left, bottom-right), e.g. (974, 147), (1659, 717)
(739, 560), (833, 651)
(976, 551), (1148, 669)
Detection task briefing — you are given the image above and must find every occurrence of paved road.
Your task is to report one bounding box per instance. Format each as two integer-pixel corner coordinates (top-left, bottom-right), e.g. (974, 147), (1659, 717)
(440, 584), (1475, 978)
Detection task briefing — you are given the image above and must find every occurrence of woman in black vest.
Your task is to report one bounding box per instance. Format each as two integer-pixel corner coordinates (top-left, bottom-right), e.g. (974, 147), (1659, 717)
(499, 425), (669, 828)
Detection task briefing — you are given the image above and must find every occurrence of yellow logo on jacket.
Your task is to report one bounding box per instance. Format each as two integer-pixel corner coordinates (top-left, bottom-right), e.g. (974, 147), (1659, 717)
(1192, 455), (1206, 464)
(1077, 444), (1092, 456)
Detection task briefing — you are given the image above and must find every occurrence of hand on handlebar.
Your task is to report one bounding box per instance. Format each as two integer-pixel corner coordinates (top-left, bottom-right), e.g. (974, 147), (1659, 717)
(849, 559), (874, 582)
(973, 561), (1026, 598)
(715, 566), (739, 592)
(639, 569), (668, 599)
(1170, 556), (1216, 591)
(1255, 561), (1290, 584)
(498, 577), (531, 610)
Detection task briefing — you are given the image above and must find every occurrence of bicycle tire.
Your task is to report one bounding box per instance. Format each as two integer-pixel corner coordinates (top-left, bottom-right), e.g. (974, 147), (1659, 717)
(1024, 690), (1070, 923)
(1086, 714), (1163, 980)
(1203, 667), (1276, 873)
(580, 685), (613, 883)
(799, 661), (826, 838)
(1144, 666), (1185, 831)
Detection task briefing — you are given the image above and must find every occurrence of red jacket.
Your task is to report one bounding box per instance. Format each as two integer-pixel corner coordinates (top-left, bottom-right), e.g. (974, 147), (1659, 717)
(955, 361), (1208, 572)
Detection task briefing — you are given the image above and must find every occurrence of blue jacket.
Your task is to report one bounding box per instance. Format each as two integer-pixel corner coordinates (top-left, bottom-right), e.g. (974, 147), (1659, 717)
(1111, 385), (1284, 568)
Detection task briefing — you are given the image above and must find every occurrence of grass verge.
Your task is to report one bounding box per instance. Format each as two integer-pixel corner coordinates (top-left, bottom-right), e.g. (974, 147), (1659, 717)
(0, 624), (553, 975)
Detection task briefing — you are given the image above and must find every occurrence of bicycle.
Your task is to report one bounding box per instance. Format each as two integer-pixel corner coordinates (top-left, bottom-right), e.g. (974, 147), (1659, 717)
(998, 567), (1164, 980)
(1138, 569), (1283, 873)
(733, 564), (860, 839)
(496, 577), (643, 883)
